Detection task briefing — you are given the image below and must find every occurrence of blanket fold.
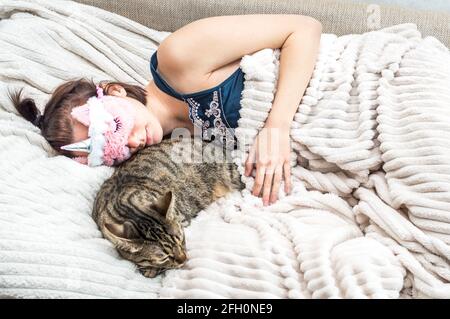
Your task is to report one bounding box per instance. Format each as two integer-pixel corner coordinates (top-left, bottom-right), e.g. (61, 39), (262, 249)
(228, 22), (450, 298)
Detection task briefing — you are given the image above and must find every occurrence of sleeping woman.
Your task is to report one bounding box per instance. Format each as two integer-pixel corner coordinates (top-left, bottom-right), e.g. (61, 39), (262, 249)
(9, 14), (322, 205)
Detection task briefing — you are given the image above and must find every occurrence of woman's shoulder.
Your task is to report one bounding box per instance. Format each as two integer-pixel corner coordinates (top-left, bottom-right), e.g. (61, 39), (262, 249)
(156, 45), (241, 96)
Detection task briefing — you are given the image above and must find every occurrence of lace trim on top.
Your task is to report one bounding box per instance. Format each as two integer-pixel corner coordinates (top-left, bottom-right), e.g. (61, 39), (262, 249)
(186, 90), (236, 148)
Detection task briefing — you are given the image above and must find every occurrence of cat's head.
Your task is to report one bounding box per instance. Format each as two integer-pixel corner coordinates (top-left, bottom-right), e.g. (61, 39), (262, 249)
(102, 191), (187, 278)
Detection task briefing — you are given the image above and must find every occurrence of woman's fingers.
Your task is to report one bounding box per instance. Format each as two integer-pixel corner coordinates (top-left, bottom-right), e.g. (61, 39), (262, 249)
(270, 166), (283, 204)
(245, 144), (256, 176)
(262, 167), (275, 206)
(283, 163), (292, 194)
(252, 165), (266, 197)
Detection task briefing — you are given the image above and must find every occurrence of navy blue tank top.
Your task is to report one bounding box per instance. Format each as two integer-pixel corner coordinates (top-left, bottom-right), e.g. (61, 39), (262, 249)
(150, 50), (244, 147)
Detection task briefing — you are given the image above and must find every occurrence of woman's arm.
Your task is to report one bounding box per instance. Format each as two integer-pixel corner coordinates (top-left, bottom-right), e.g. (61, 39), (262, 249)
(162, 14), (322, 205)
(264, 24), (322, 128)
(158, 14), (322, 77)
(238, 18), (321, 205)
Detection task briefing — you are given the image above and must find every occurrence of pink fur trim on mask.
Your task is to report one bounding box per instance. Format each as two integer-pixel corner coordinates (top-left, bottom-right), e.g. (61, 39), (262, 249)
(102, 130), (131, 166)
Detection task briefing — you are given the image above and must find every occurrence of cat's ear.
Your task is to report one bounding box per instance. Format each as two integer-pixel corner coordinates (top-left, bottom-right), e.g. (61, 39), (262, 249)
(151, 191), (175, 221)
(103, 220), (143, 253)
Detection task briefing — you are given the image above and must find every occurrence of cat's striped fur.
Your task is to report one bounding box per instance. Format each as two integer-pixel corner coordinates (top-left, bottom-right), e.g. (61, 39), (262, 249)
(92, 137), (244, 278)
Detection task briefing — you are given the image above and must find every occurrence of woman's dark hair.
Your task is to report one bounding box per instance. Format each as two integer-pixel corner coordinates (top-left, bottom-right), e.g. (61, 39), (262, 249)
(7, 78), (147, 158)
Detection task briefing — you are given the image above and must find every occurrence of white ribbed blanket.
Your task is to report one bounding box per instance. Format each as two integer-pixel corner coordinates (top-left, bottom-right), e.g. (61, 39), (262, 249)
(0, 0), (449, 299)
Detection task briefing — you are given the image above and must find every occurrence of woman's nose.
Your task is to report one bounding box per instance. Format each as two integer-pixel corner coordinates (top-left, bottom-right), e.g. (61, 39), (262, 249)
(127, 133), (143, 149)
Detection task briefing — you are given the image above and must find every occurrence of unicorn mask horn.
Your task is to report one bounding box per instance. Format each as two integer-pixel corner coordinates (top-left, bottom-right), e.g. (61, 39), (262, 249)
(61, 138), (92, 153)
(61, 85), (137, 167)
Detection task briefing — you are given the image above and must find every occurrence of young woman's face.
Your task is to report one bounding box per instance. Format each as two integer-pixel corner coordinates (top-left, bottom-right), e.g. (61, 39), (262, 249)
(71, 94), (163, 160)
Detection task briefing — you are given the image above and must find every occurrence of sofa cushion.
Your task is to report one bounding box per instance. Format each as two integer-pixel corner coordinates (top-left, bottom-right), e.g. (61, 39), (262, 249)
(75, 0), (449, 48)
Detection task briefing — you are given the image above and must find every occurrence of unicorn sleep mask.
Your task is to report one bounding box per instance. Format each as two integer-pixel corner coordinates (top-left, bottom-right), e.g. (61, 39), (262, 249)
(61, 85), (137, 167)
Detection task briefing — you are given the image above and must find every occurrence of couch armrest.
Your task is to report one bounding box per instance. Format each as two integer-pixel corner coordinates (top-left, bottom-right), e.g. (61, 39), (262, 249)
(75, 0), (450, 48)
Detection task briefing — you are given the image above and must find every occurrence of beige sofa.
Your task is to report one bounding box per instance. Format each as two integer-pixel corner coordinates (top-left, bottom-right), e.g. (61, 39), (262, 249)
(75, 0), (450, 48)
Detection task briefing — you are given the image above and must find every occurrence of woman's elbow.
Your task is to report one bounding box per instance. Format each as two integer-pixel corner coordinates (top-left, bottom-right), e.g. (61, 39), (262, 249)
(308, 17), (322, 34)
(295, 16), (323, 37)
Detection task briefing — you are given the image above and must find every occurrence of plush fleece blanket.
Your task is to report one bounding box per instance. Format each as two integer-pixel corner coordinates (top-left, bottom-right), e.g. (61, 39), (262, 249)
(0, 0), (449, 299)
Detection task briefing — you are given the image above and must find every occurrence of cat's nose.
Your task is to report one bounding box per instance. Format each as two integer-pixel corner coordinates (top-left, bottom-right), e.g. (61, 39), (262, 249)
(174, 250), (187, 264)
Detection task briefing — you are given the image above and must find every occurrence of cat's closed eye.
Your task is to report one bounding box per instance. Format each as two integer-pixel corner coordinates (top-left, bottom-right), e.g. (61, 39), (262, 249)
(148, 245), (166, 259)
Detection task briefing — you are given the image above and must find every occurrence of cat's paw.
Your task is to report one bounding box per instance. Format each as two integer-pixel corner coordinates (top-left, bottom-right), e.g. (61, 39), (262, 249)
(139, 267), (164, 278)
(180, 219), (190, 227)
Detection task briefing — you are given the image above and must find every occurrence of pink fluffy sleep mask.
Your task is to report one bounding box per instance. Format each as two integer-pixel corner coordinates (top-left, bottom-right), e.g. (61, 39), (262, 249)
(61, 94), (137, 167)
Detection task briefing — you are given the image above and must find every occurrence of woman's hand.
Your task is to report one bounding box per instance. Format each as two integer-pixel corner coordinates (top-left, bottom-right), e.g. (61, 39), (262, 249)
(244, 126), (292, 205)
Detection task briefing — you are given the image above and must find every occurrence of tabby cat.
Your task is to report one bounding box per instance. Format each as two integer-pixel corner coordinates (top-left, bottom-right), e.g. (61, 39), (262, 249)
(92, 137), (244, 278)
